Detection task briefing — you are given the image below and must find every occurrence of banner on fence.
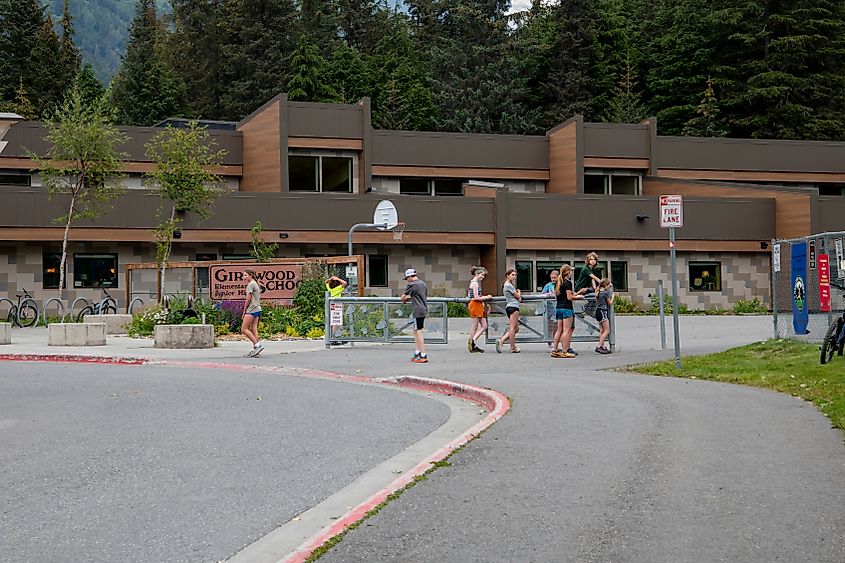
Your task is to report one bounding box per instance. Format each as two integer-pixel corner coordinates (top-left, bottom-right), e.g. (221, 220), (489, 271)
(791, 242), (809, 335)
(819, 254), (831, 312)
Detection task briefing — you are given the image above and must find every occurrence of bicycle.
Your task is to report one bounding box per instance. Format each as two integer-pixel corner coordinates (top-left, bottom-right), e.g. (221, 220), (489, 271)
(76, 289), (118, 322)
(820, 282), (845, 365)
(5, 289), (39, 328)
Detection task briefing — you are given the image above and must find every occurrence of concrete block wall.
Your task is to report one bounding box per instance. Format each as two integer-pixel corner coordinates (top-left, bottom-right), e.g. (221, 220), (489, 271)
(48, 323), (106, 346)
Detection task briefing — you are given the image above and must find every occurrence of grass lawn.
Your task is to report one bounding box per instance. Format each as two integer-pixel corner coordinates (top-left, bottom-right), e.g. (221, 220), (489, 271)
(628, 339), (845, 434)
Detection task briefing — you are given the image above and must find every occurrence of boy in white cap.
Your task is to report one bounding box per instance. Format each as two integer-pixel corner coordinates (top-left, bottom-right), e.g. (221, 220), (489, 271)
(401, 268), (428, 363)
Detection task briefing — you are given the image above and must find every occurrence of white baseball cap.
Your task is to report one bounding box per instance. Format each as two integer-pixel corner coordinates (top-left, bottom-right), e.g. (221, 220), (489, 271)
(404, 268), (417, 279)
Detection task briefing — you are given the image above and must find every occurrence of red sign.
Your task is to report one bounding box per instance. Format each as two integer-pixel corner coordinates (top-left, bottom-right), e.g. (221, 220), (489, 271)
(209, 263), (302, 301)
(819, 254), (831, 312)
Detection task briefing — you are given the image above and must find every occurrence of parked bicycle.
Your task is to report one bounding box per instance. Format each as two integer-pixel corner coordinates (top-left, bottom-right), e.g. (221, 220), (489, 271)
(76, 289), (118, 322)
(4, 289), (39, 328)
(820, 282), (845, 365)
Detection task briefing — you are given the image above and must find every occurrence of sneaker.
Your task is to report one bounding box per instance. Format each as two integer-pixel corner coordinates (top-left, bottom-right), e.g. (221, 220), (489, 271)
(412, 352), (420, 362)
(600, 347), (612, 354)
(510, 347), (520, 354)
(252, 343), (264, 357)
(472, 344), (485, 353)
(412, 355), (429, 363)
(467, 337), (474, 353)
(561, 352), (576, 358)
(595, 346), (604, 354)
(551, 351), (564, 358)
(495, 340), (502, 354)
(567, 348), (578, 356)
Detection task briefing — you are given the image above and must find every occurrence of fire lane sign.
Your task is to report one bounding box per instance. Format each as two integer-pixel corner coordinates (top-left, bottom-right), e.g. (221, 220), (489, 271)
(659, 195), (683, 228)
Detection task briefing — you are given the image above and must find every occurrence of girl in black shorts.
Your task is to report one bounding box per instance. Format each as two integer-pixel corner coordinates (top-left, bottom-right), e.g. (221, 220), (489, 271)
(496, 268), (522, 353)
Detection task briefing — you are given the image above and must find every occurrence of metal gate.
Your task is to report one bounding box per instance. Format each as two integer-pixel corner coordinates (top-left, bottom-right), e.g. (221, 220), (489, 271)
(325, 295), (615, 349)
(772, 231), (845, 341)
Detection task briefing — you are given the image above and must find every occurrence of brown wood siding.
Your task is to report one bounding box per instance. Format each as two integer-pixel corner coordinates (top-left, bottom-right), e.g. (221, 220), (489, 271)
(288, 137), (363, 150)
(547, 119), (579, 194)
(371, 165), (549, 180)
(239, 99), (281, 192)
(0, 227), (492, 245)
(0, 156), (242, 176)
(643, 178), (811, 239)
(507, 238), (766, 252)
(658, 168), (845, 183)
(584, 157), (650, 169)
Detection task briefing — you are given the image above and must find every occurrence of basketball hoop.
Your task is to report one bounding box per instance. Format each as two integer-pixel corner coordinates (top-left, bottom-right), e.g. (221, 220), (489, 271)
(392, 222), (405, 241)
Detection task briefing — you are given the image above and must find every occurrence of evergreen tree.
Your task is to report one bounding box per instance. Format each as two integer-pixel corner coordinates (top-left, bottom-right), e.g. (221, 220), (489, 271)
(286, 35), (339, 102)
(0, 0), (45, 104)
(325, 42), (371, 104)
(30, 14), (64, 116)
(111, 0), (186, 126)
(300, 0), (339, 52)
(0, 79), (36, 119)
(682, 76), (728, 137)
(75, 64), (105, 110)
(713, 0), (845, 140)
(168, 0), (227, 120)
(218, 0), (299, 119)
(604, 58), (647, 124)
(57, 0), (81, 96)
(542, 0), (601, 124)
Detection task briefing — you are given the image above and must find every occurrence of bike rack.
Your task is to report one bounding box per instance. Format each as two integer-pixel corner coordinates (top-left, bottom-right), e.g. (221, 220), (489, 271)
(0, 297), (14, 321)
(42, 298), (67, 324)
(128, 297), (145, 315)
(70, 297), (90, 321)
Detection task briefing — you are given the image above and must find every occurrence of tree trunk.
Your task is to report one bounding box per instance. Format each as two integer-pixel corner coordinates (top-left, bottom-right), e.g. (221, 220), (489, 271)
(159, 205), (176, 304)
(59, 194), (76, 302)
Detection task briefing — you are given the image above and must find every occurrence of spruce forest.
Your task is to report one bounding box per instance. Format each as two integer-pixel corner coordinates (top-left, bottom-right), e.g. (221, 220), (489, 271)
(2, 0), (844, 140)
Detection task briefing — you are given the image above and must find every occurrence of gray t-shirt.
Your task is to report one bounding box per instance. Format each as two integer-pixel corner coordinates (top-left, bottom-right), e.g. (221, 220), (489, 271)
(245, 280), (262, 313)
(404, 279), (428, 318)
(596, 288), (611, 311)
(503, 281), (520, 308)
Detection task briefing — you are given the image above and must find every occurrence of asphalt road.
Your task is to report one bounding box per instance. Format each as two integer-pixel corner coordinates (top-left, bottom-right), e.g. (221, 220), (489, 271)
(0, 362), (449, 562)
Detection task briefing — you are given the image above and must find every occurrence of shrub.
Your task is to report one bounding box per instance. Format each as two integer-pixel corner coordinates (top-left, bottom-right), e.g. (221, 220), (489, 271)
(306, 327), (325, 338)
(733, 297), (768, 314)
(129, 304), (168, 336)
(612, 295), (638, 314)
(648, 293), (689, 314)
(448, 302), (469, 317)
(293, 278), (326, 318)
(181, 316), (201, 324)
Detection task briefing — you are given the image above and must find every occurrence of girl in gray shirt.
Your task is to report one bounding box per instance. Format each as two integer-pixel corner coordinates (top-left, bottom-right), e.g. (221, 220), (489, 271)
(496, 268), (522, 353)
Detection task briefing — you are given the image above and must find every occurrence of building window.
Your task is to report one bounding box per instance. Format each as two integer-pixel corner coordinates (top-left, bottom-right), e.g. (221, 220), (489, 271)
(433, 179), (463, 196)
(584, 174), (607, 194)
(322, 157), (352, 192)
(535, 261), (568, 291)
(515, 260), (533, 292)
(289, 155), (353, 192)
(222, 254), (252, 261)
(195, 253), (217, 261)
(73, 254), (118, 288)
(400, 178), (431, 195)
(0, 174), (31, 187)
(610, 261), (628, 291)
(368, 254), (388, 287)
(584, 171), (642, 195)
(289, 156), (319, 191)
(43, 253), (64, 289)
(400, 178), (465, 196)
(819, 184), (845, 196)
(689, 261), (721, 291)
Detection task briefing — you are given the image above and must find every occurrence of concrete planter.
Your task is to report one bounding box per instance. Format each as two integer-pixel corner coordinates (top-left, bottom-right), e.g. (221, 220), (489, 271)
(84, 314), (133, 335)
(48, 323), (107, 346)
(0, 322), (10, 345)
(154, 324), (214, 349)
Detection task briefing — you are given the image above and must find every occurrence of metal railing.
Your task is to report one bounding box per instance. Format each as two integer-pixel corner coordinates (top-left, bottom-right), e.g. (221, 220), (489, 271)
(325, 294), (615, 349)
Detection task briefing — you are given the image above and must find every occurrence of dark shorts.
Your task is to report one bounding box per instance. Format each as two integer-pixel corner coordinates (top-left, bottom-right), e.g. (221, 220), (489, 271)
(506, 306), (520, 318)
(415, 316), (425, 330)
(246, 311), (261, 319)
(555, 308), (574, 320)
(596, 308), (608, 323)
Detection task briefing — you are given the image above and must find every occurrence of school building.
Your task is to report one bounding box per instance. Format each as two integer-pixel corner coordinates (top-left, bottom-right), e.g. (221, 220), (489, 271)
(1, 95), (844, 309)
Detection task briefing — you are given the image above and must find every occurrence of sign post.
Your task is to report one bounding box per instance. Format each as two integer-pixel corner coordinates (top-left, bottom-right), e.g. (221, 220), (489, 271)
(659, 195), (683, 369)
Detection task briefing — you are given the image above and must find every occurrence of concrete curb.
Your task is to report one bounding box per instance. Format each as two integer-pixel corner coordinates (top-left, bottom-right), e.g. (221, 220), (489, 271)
(0, 353), (510, 563)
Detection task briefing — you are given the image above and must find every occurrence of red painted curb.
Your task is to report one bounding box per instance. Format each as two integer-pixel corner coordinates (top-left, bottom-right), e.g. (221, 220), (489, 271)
(0, 353), (510, 562)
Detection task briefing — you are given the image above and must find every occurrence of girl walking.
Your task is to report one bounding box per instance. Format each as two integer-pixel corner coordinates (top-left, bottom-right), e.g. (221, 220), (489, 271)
(496, 268), (522, 353)
(467, 266), (492, 353)
(551, 264), (586, 358)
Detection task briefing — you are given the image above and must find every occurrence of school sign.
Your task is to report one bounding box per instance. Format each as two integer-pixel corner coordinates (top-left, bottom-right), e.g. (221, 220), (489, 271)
(209, 263), (302, 300)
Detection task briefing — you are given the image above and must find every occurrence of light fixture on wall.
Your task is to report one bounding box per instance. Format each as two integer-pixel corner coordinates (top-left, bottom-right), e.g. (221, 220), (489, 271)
(172, 229), (182, 239)
(760, 241), (769, 249)
(278, 233), (289, 239)
(636, 214), (650, 222)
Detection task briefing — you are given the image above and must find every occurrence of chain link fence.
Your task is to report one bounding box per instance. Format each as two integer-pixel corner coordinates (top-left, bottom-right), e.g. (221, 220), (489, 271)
(773, 231), (845, 342)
